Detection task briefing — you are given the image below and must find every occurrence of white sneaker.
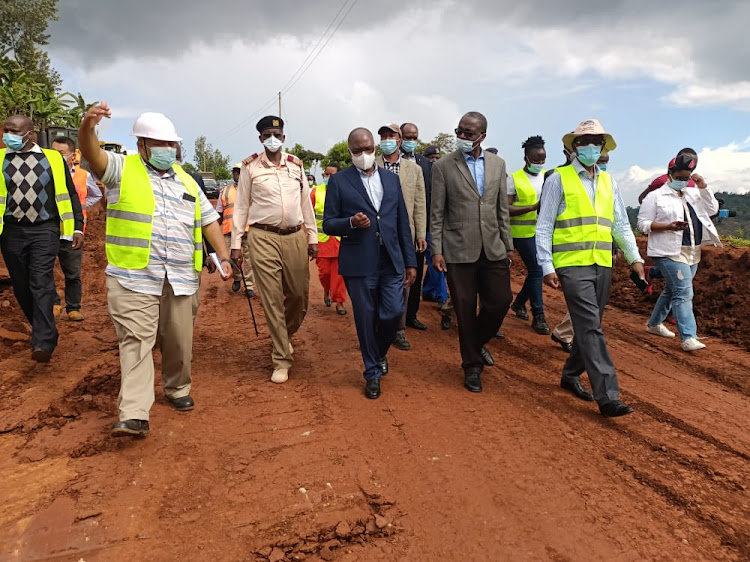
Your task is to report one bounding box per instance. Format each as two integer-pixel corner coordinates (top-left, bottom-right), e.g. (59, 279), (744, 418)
(646, 323), (676, 338)
(271, 369), (289, 384)
(682, 338), (706, 352)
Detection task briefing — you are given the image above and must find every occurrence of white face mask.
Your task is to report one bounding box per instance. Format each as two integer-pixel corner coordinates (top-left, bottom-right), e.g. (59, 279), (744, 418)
(351, 150), (375, 171)
(263, 135), (283, 153)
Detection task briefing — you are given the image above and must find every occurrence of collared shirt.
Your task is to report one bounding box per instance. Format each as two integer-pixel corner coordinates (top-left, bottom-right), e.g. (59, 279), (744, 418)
(536, 158), (642, 276)
(358, 166), (384, 211)
(232, 151), (317, 249)
(382, 155), (401, 176)
(98, 152), (219, 296)
(463, 149), (485, 196)
(71, 165), (103, 208)
(401, 150), (416, 162)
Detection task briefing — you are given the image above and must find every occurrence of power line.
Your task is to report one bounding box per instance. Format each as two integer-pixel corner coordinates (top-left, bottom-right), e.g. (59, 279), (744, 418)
(214, 0), (360, 143)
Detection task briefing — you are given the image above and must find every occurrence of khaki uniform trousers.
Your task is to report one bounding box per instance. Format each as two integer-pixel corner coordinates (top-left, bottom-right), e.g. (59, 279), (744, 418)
(107, 276), (199, 421)
(224, 233), (255, 289)
(553, 311), (575, 344)
(247, 227), (309, 370)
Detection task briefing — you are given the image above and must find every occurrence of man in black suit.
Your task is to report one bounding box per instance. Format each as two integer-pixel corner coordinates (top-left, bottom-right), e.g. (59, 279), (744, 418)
(323, 128), (417, 399)
(400, 122), (432, 331)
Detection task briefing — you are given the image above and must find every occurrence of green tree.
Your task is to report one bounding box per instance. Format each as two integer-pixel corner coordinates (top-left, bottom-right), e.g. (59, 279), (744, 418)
(427, 132), (455, 154)
(0, 0), (61, 91)
(287, 143), (325, 170)
(181, 161), (198, 174)
(215, 168), (231, 180)
(322, 141), (352, 169)
(193, 135), (231, 175)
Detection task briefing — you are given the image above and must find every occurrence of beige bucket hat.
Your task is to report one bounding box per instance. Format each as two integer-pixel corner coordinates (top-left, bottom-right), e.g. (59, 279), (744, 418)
(563, 118), (616, 152)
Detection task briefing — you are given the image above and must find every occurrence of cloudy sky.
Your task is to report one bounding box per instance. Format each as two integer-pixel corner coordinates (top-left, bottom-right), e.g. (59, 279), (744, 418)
(48, 0), (750, 205)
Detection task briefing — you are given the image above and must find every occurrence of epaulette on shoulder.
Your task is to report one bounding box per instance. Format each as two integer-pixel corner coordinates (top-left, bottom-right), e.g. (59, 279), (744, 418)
(242, 153), (259, 166)
(286, 154), (302, 167)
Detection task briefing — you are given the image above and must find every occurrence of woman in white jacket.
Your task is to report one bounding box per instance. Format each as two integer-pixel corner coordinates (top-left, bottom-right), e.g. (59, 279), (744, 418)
(637, 154), (721, 352)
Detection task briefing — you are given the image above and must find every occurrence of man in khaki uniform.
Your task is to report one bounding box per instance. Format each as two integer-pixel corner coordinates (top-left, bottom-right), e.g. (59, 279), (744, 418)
(231, 116), (317, 384)
(376, 123), (426, 352)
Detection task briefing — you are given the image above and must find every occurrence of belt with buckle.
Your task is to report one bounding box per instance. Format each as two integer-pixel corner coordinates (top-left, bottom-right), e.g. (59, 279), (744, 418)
(250, 223), (303, 235)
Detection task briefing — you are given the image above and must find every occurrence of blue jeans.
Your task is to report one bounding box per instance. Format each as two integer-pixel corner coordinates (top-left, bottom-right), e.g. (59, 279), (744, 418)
(513, 236), (544, 317)
(647, 258), (698, 341)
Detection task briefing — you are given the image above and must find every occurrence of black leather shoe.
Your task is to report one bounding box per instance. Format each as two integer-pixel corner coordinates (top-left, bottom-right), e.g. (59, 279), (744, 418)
(600, 400), (635, 417)
(232, 280), (241, 293)
(551, 334), (572, 352)
(111, 419), (150, 436)
(441, 316), (451, 330)
(246, 288), (256, 298)
(364, 378), (381, 399)
(480, 346), (494, 366)
(392, 331), (411, 351)
(560, 378), (594, 401)
(464, 372), (482, 393)
(532, 315), (551, 335)
(167, 395), (194, 411)
(379, 357), (389, 375)
(494, 330), (505, 339)
(31, 348), (51, 363)
(406, 317), (427, 331)
(511, 300), (529, 320)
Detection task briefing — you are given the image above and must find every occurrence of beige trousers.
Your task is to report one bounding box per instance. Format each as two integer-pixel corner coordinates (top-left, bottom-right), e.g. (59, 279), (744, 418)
(107, 276), (198, 421)
(224, 233), (255, 288)
(246, 227), (309, 370)
(552, 311), (575, 344)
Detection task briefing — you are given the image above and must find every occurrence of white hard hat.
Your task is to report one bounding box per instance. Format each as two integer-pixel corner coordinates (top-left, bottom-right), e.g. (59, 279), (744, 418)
(131, 112), (182, 142)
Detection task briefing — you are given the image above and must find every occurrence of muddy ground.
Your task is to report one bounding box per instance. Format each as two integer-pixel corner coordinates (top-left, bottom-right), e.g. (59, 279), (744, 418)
(1, 212), (748, 561)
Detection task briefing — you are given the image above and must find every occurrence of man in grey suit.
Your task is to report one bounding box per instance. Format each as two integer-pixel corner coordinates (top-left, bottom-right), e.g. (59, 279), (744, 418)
(430, 111), (513, 393)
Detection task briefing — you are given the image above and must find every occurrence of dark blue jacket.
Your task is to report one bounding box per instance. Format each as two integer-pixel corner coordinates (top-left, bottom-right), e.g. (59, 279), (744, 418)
(323, 165), (417, 277)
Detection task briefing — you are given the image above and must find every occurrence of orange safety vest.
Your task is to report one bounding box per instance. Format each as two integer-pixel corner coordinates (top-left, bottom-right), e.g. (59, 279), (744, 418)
(220, 184), (236, 235)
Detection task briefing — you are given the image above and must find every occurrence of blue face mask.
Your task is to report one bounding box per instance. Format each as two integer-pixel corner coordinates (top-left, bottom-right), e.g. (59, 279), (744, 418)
(456, 138), (475, 153)
(401, 140), (418, 153)
(148, 146), (177, 170)
(576, 145), (602, 167)
(323, 177), (329, 185)
(3, 133), (26, 151)
(527, 163), (544, 174)
(380, 139), (398, 155)
(598, 164), (608, 171)
(668, 179), (689, 192)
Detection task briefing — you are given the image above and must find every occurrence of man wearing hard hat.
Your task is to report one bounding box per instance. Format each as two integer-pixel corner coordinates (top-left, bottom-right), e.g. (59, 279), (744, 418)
(78, 101), (232, 437)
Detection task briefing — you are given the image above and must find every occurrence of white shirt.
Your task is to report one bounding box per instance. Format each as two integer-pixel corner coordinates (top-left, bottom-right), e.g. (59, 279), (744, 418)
(358, 167), (384, 211)
(637, 184), (721, 259)
(507, 169), (545, 199)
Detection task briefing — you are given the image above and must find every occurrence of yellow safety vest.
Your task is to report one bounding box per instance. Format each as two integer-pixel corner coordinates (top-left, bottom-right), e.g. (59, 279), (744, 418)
(0, 148), (75, 237)
(313, 183), (339, 244)
(552, 165), (614, 269)
(510, 168), (543, 238)
(106, 154), (203, 271)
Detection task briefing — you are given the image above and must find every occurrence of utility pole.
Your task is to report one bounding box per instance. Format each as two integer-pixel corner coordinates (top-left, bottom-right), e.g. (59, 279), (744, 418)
(278, 91), (282, 117)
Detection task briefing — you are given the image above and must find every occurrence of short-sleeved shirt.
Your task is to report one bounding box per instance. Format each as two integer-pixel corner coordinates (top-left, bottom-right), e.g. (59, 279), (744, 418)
(507, 169), (544, 200)
(98, 152), (219, 296)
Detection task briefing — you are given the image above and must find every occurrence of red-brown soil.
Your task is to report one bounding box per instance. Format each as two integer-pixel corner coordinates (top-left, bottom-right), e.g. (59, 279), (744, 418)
(1, 212), (748, 561)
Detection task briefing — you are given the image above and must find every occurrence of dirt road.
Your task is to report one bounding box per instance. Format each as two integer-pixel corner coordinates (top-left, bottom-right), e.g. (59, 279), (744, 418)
(1, 216), (748, 561)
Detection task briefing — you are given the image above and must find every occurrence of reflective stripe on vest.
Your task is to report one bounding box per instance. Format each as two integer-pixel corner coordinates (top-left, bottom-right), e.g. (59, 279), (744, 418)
(552, 165), (614, 269)
(220, 184), (236, 235)
(72, 167), (89, 233)
(0, 148), (74, 237)
(313, 184), (330, 243)
(105, 154), (203, 271)
(509, 168), (543, 239)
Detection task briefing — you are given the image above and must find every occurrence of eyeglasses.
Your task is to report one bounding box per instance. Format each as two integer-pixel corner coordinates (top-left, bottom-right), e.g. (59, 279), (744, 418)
(455, 128), (484, 141)
(350, 147), (374, 156)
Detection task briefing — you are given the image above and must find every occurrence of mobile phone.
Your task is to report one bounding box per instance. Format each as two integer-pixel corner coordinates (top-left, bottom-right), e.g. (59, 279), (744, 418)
(630, 271), (649, 293)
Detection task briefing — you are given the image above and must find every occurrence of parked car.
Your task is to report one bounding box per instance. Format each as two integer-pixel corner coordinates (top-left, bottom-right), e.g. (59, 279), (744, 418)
(202, 178), (220, 199)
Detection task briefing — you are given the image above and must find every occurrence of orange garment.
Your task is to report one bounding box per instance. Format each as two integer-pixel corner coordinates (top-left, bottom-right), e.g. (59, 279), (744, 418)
(220, 184), (236, 235)
(316, 257), (347, 303)
(72, 167), (89, 233)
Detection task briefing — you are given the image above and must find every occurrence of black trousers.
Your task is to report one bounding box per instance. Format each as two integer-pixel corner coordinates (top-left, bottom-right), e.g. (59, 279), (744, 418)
(446, 252), (512, 373)
(0, 223), (60, 352)
(54, 239), (83, 312)
(405, 249), (425, 322)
